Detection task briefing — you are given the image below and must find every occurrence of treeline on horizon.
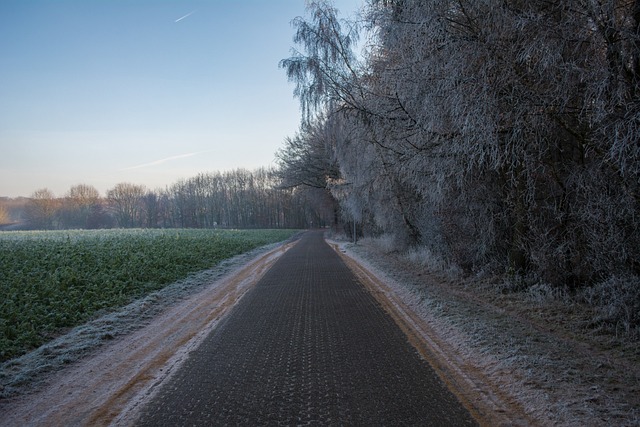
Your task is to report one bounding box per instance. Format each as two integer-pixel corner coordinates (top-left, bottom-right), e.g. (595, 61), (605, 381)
(276, 1), (639, 336)
(0, 168), (335, 230)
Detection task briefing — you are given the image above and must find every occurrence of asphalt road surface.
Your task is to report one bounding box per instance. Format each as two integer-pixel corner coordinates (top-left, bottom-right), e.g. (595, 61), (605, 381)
(134, 231), (477, 426)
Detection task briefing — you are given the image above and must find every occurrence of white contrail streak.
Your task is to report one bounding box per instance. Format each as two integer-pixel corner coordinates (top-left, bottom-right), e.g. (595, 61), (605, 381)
(121, 151), (209, 171)
(174, 10), (196, 23)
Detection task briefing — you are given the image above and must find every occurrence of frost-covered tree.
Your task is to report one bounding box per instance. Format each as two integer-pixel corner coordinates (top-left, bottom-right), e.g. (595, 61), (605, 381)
(276, 117), (341, 190)
(281, 0), (640, 291)
(280, 0), (364, 121)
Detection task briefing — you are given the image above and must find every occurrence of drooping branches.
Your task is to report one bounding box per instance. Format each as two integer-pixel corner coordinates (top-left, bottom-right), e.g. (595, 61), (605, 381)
(280, 0), (364, 120)
(276, 117), (341, 190)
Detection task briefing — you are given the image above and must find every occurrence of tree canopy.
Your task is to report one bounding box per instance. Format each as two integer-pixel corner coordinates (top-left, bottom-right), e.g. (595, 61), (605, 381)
(280, 0), (640, 294)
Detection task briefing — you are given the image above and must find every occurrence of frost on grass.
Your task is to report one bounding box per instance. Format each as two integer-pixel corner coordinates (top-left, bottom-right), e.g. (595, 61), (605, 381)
(579, 274), (640, 339)
(0, 242), (284, 399)
(336, 235), (640, 427)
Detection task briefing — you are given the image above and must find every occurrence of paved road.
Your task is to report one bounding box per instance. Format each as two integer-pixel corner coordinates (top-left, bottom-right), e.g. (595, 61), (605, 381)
(135, 231), (477, 426)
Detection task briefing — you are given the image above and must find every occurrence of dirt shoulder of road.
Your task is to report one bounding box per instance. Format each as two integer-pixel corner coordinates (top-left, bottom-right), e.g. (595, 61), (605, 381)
(331, 237), (640, 427)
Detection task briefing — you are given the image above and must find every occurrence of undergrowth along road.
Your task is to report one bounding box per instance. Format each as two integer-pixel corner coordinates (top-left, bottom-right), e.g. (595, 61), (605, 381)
(341, 235), (640, 426)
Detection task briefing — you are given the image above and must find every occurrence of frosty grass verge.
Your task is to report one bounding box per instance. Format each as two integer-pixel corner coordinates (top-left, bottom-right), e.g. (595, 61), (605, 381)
(336, 234), (639, 427)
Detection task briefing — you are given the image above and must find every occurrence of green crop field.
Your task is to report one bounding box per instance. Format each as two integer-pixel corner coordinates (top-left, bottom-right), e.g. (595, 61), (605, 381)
(0, 228), (297, 362)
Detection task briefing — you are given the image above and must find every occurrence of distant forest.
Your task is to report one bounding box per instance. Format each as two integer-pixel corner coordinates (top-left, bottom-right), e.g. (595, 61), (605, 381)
(274, 0), (639, 330)
(0, 168), (335, 231)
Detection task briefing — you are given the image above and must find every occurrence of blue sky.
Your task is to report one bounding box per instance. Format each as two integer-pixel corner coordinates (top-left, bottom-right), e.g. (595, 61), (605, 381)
(0, 0), (362, 197)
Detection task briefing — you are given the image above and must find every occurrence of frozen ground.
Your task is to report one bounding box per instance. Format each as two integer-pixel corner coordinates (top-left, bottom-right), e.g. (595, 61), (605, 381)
(334, 236), (640, 426)
(0, 232), (638, 426)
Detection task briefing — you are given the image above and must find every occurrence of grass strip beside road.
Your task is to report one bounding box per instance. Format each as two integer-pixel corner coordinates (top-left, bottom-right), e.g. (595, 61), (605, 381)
(0, 228), (298, 362)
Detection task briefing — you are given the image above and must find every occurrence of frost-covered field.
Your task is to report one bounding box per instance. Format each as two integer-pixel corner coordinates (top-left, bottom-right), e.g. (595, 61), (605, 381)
(0, 228), (297, 362)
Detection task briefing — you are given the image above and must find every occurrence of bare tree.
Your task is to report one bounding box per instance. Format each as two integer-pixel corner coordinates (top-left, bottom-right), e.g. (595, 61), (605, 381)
(59, 184), (101, 229)
(107, 183), (147, 228)
(160, 169), (318, 229)
(24, 188), (58, 230)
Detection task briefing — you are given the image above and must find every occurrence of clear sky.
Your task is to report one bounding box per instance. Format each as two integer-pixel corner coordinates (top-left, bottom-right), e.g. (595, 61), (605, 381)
(0, 0), (363, 198)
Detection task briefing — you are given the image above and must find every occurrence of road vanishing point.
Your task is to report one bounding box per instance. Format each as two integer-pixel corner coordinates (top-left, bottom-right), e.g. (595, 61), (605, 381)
(134, 231), (478, 426)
